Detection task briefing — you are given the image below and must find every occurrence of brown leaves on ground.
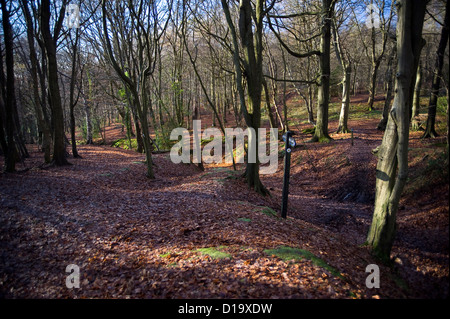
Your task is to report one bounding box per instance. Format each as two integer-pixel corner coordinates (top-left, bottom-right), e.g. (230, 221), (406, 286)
(0, 119), (448, 299)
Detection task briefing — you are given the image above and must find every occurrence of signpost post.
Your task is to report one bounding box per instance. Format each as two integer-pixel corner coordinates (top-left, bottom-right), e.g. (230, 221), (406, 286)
(281, 131), (295, 218)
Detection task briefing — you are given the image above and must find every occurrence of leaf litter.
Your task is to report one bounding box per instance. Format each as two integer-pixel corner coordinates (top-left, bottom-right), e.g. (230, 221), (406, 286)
(0, 118), (448, 299)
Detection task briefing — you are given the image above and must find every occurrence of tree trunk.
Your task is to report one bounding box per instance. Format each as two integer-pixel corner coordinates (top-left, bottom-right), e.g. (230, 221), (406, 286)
(20, 0), (51, 163)
(336, 63), (352, 133)
(126, 89), (144, 153)
(411, 60), (422, 130)
(378, 47), (396, 131)
(307, 85), (315, 124)
(311, 0), (334, 143)
(1, 0), (18, 172)
(221, 0), (268, 195)
(367, 60), (381, 111)
(69, 29), (81, 158)
(367, 0), (427, 263)
(423, 0), (449, 139)
(40, 0), (70, 166)
(262, 79), (277, 129)
(333, 10), (352, 134)
(135, 90), (154, 179)
(84, 98), (93, 144)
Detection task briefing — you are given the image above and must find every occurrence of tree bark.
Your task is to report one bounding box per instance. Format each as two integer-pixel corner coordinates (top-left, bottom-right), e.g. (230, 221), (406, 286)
(1, 0), (18, 172)
(68, 28), (81, 158)
(221, 0), (268, 195)
(367, 0), (427, 262)
(367, 60), (381, 111)
(20, 0), (52, 163)
(84, 98), (93, 144)
(311, 0), (334, 143)
(332, 14), (351, 134)
(336, 63), (352, 133)
(411, 60), (422, 130)
(40, 0), (71, 166)
(378, 47), (396, 131)
(423, 0), (449, 139)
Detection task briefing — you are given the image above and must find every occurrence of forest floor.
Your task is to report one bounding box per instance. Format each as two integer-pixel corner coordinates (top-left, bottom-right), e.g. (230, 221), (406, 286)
(0, 96), (448, 299)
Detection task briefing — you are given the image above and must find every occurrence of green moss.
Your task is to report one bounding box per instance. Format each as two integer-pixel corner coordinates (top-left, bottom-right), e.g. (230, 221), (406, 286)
(98, 172), (113, 177)
(111, 138), (137, 150)
(197, 246), (232, 260)
(264, 246), (343, 279)
(302, 127), (316, 135)
(259, 206), (278, 218)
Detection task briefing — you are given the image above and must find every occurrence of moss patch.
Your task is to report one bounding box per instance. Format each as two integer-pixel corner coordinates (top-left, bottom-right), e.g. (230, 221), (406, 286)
(257, 206), (278, 218)
(264, 246), (343, 279)
(197, 246), (232, 260)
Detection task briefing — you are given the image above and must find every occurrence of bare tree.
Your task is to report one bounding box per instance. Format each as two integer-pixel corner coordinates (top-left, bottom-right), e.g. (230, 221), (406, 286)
(19, 0), (52, 163)
(102, 0), (172, 178)
(267, 0), (334, 143)
(332, 3), (352, 134)
(357, 0), (395, 111)
(221, 0), (273, 195)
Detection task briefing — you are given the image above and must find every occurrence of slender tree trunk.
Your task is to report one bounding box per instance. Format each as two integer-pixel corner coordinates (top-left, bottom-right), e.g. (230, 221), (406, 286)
(267, 52), (285, 131)
(367, 0), (427, 262)
(0, 92), (8, 156)
(446, 87), (449, 161)
(367, 60), (381, 111)
(333, 15), (351, 134)
(307, 85), (315, 124)
(411, 61), (423, 130)
(311, 0), (334, 143)
(262, 79), (277, 129)
(423, 0), (449, 139)
(336, 63), (352, 133)
(84, 98), (93, 144)
(69, 29), (81, 158)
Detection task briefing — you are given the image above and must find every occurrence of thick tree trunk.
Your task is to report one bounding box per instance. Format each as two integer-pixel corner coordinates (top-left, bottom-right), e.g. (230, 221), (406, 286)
(1, 0), (18, 172)
(135, 92), (154, 179)
(311, 0), (334, 143)
(221, 0), (268, 195)
(41, 0), (70, 166)
(367, 0), (427, 262)
(133, 112), (144, 153)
